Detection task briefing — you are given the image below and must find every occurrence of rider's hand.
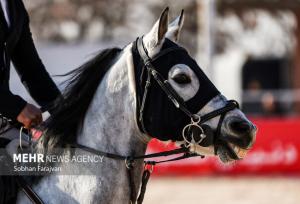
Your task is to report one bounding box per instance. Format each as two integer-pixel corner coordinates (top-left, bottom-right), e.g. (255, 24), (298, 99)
(17, 103), (43, 129)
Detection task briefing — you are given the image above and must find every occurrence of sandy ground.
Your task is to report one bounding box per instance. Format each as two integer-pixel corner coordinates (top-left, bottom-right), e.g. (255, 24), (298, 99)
(143, 176), (300, 204)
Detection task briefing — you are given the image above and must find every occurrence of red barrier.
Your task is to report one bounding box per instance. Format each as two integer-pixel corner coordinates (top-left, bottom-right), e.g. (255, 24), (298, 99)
(146, 118), (300, 175)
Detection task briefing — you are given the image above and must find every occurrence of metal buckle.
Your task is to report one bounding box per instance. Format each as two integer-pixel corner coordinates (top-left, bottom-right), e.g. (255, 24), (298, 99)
(145, 61), (152, 68)
(125, 157), (135, 169)
(182, 115), (206, 147)
(191, 114), (201, 123)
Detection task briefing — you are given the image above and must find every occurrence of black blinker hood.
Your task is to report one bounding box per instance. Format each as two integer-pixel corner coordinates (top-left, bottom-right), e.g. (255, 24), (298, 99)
(132, 38), (220, 141)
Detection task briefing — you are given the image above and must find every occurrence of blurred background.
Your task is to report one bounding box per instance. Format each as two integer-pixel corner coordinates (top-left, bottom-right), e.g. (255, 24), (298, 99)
(12, 0), (300, 203)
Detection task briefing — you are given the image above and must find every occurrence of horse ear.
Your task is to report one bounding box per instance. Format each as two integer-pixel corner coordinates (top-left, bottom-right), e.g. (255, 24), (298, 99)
(143, 7), (169, 54)
(157, 7), (169, 44)
(166, 10), (185, 42)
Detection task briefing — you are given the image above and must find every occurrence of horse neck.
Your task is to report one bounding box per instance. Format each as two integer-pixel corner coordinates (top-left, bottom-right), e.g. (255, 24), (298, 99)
(77, 45), (148, 160)
(23, 47), (150, 204)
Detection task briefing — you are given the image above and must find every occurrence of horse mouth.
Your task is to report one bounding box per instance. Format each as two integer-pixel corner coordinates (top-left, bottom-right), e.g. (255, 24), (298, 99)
(216, 142), (249, 163)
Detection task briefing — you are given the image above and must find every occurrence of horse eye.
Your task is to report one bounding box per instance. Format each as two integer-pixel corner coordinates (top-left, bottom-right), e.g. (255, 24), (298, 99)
(172, 74), (191, 84)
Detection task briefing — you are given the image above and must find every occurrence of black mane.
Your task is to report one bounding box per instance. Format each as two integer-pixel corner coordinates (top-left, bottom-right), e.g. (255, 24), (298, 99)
(40, 48), (122, 150)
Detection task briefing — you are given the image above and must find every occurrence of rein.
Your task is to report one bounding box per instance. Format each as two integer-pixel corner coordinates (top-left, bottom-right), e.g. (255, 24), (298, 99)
(68, 143), (198, 204)
(3, 37), (239, 204)
(3, 114), (199, 204)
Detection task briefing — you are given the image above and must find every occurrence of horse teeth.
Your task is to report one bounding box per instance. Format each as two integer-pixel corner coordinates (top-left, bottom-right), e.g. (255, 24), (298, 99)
(237, 149), (248, 159)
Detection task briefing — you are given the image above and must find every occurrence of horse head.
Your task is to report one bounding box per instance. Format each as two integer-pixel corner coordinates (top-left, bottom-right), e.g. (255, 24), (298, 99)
(133, 8), (257, 163)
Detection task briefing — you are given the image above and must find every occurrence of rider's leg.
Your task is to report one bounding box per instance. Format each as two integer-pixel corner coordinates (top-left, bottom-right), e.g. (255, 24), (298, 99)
(0, 122), (26, 204)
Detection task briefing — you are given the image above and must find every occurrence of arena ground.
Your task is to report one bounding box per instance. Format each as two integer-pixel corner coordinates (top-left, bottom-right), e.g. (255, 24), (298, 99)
(143, 176), (300, 204)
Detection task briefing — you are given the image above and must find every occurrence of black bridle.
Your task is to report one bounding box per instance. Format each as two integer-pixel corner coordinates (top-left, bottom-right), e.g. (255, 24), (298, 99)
(134, 36), (239, 154)
(3, 37), (240, 204)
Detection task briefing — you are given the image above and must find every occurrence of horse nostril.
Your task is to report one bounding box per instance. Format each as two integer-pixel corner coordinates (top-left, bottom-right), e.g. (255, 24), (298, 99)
(228, 119), (256, 148)
(229, 120), (252, 135)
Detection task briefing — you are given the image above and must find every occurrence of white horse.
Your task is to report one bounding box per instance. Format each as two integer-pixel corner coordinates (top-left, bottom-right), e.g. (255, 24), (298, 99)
(16, 8), (256, 204)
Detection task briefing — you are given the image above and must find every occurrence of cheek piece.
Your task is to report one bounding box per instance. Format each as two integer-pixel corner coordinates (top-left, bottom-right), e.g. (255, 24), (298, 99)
(132, 37), (239, 157)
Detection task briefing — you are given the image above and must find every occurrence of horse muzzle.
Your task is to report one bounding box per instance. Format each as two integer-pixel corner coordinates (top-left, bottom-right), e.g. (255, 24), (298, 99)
(182, 116), (257, 162)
